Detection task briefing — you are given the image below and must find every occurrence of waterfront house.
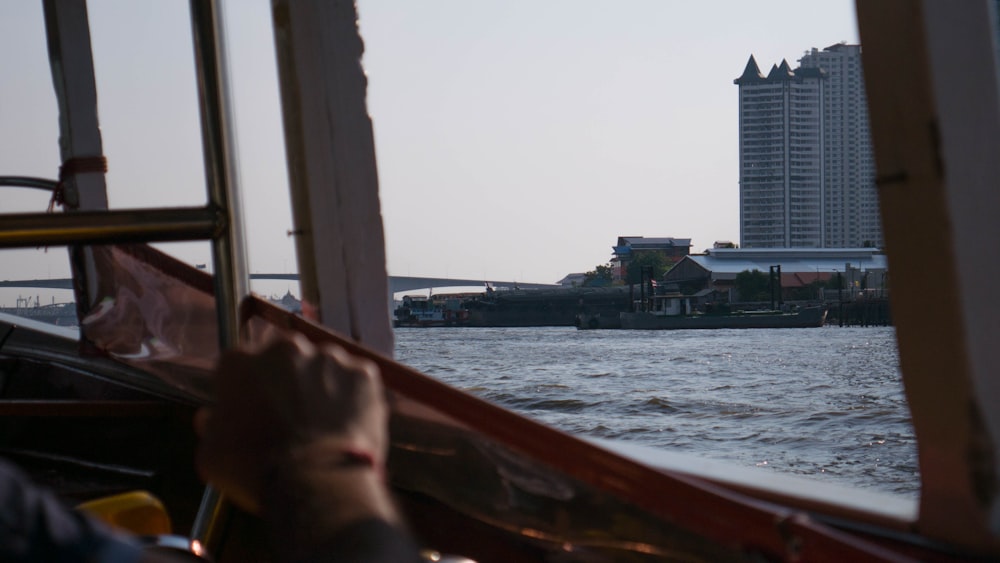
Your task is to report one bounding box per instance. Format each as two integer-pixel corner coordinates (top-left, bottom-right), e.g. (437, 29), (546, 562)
(610, 236), (692, 282)
(661, 247), (888, 303)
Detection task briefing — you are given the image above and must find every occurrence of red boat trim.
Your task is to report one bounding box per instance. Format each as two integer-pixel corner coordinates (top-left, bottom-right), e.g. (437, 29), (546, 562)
(243, 295), (914, 562)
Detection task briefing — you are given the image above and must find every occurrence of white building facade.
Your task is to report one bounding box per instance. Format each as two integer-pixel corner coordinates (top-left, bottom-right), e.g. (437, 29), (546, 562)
(735, 44), (880, 249)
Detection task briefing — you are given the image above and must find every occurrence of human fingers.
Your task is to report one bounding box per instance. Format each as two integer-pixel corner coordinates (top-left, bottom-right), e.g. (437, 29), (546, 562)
(197, 334), (316, 512)
(290, 344), (377, 428)
(284, 343), (389, 465)
(323, 344), (386, 419)
(321, 344), (389, 462)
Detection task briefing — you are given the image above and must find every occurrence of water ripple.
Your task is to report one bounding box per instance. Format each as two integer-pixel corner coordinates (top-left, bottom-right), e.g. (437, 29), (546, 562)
(396, 325), (916, 498)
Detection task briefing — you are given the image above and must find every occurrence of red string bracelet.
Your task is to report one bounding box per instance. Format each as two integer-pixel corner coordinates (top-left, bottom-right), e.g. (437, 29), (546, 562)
(339, 448), (376, 469)
(341, 448), (386, 482)
(310, 447), (385, 482)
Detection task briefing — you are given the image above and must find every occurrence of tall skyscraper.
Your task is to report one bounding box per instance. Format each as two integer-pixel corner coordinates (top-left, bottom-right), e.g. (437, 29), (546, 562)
(735, 44), (879, 249)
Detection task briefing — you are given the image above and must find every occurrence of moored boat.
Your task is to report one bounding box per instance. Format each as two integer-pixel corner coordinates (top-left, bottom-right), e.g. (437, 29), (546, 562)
(393, 294), (469, 327)
(580, 292), (827, 330)
(619, 293), (827, 330)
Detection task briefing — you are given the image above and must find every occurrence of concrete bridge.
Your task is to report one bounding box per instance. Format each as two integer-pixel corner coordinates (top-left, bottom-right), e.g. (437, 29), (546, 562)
(1, 274), (559, 295)
(250, 274), (557, 294)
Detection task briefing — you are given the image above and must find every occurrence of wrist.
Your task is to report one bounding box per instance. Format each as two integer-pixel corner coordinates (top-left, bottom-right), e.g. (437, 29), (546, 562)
(260, 443), (400, 558)
(282, 440), (384, 479)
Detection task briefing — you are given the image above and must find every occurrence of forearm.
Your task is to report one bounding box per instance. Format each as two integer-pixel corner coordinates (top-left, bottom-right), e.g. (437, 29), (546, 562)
(199, 337), (418, 562)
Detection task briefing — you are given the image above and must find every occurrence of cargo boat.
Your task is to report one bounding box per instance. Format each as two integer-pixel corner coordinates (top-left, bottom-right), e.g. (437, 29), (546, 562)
(618, 293), (826, 330)
(393, 294), (469, 327)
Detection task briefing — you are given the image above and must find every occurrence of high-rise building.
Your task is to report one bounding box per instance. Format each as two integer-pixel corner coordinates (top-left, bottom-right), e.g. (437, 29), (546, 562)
(800, 44), (879, 248)
(735, 44), (879, 249)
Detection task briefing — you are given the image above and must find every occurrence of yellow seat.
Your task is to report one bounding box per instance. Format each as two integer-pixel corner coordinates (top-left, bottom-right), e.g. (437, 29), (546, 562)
(77, 490), (172, 536)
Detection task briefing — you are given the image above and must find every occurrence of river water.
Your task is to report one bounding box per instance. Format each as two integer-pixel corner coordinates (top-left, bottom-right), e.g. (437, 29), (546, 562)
(394, 325), (918, 498)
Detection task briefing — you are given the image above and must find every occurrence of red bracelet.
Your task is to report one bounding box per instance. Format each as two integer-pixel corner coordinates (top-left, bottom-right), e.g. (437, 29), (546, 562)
(283, 446), (385, 482)
(339, 448), (376, 468)
(340, 448), (387, 482)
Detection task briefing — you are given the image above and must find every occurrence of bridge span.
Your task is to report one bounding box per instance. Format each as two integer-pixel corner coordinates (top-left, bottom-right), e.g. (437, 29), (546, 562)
(249, 274), (557, 294)
(1, 274), (559, 295)
(389, 276), (557, 294)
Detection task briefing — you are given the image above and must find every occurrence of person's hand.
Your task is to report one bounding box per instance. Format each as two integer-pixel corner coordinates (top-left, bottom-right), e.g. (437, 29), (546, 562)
(195, 333), (389, 515)
(195, 334), (417, 561)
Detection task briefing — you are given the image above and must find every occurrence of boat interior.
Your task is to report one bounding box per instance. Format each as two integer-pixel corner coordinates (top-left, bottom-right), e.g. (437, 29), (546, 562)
(2, 0), (1000, 561)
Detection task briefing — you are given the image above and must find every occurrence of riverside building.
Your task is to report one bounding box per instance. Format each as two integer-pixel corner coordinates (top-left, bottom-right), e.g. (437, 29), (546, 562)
(735, 44), (879, 249)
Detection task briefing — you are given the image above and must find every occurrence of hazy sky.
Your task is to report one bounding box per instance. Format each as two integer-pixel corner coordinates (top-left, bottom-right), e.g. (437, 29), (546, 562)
(0, 1), (859, 299)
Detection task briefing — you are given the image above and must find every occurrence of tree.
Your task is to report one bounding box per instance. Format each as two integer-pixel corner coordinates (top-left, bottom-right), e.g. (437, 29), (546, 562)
(624, 251), (672, 285)
(582, 264), (614, 287)
(734, 269), (770, 302)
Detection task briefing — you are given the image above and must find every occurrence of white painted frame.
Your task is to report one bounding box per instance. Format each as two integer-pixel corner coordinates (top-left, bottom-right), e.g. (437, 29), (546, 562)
(858, 0), (1000, 550)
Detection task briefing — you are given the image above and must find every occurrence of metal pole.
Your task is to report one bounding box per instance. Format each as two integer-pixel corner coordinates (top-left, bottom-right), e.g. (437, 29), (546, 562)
(188, 0), (250, 550)
(0, 207), (220, 248)
(768, 265), (776, 310)
(639, 265), (646, 311)
(774, 264), (785, 308)
(189, 0), (250, 350)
